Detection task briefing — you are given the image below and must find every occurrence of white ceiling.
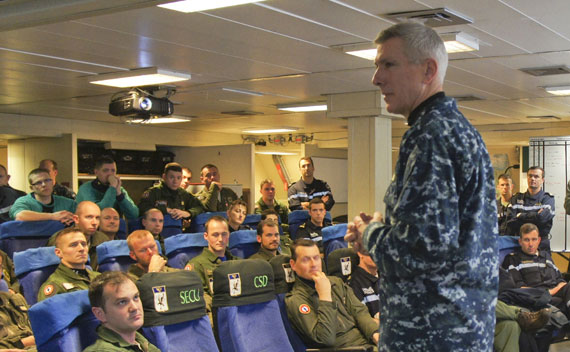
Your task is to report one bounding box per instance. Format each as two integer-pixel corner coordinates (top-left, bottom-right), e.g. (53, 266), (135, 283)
(3, 0), (570, 148)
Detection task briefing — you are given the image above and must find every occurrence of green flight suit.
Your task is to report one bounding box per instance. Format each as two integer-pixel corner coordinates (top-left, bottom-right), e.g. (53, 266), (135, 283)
(186, 248), (239, 296)
(195, 184), (238, 212)
(248, 247), (280, 261)
(127, 263), (180, 280)
(1, 249), (19, 292)
(0, 291), (34, 350)
(254, 197), (289, 224)
(139, 181), (204, 219)
(47, 230), (110, 271)
(83, 325), (160, 352)
(285, 275), (378, 349)
(37, 263), (100, 302)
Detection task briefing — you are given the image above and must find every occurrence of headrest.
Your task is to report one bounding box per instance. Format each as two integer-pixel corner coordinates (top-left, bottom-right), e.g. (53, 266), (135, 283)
(14, 246), (60, 276)
(243, 214), (262, 225)
(163, 214), (182, 227)
(0, 220), (65, 238)
(327, 248), (359, 279)
(28, 290), (92, 346)
(229, 230), (257, 248)
(96, 240), (130, 263)
(137, 270), (207, 326)
(212, 259), (275, 307)
(269, 255), (295, 294)
(164, 233), (208, 256)
(322, 223), (347, 242)
(194, 212), (228, 225)
(498, 236), (520, 250)
(288, 210), (309, 223)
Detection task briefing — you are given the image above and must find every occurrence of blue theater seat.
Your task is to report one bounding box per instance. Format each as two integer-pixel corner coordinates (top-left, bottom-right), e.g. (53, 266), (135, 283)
(0, 278), (9, 292)
(164, 233), (207, 269)
(116, 218), (127, 239)
(213, 260), (293, 352)
(188, 212), (227, 233)
(288, 210), (332, 240)
(498, 236), (520, 265)
(97, 239), (163, 273)
(242, 214), (262, 229)
(14, 246), (60, 305)
(229, 230), (259, 259)
(162, 215), (183, 239)
(0, 220), (65, 258)
(322, 223), (348, 259)
(29, 290), (99, 352)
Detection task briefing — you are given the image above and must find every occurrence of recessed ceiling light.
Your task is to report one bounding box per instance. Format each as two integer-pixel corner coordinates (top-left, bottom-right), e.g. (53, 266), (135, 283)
(440, 32), (479, 53)
(544, 85), (570, 96)
(243, 128), (298, 134)
(89, 67), (190, 88)
(158, 0), (266, 13)
(128, 116), (192, 124)
(277, 103), (327, 112)
(222, 88), (264, 96)
(255, 151), (299, 155)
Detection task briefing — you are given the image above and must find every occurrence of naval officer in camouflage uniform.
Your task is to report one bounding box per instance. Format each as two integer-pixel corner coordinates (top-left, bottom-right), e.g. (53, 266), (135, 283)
(345, 22), (498, 351)
(39, 227), (100, 302)
(139, 162), (204, 222)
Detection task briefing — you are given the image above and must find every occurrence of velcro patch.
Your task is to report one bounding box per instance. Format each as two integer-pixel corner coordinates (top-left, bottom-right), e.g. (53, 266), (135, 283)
(299, 304), (311, 314)
(43, 284), (55, 296)
(184, 264), (194, 271)
(152, 286), (169, 312)
(228, 273), (241, 297)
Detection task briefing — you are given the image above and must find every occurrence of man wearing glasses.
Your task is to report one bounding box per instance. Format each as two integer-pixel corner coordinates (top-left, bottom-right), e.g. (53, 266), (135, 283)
(9, 168), (76, 224)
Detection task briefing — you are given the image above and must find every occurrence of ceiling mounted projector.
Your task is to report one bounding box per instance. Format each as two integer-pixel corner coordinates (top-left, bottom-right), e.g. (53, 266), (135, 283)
(109, 89), (174, 118)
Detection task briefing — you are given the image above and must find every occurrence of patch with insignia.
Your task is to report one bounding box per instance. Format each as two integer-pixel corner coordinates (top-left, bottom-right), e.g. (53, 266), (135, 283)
(228, 273), (241, 297)
(43, 284), (55, 296)
(62, 282), (75, 290)
(282, 263), (295, 283)
(153, 286), (169, 312)
(142, 191), (150, 199)
(184, 263), (194, 271)
(340, 257), (351, 276)
(299, 304), (311, 314)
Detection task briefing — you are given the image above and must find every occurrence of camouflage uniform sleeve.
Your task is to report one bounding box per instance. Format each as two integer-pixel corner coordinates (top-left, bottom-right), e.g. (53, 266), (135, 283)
(285, 293), (338, 347)
(198, 184), (220, 212)
(344, 281), (378, 340)
(184, 192), (205, 219)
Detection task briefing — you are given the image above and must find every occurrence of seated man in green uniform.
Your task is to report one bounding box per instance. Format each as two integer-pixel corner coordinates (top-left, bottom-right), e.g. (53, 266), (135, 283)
(141, 208), (164, 241)
(254, 179), (289, 223)
(195, 164), (239, 212)
(38, 227), (100, 302)
(0, 270), (36, 350)
(249, 219), (281, 261)
(261, 209), (292, 256)
(48, 201), (110, 271)
(76, 156), (139, 220)
(10, 168), (76, 224)
(85, 271), (160, 352)
(286, 239), (379, 349)
(138, 162), (203, 222)
(185, 215), (239, 295)
(1, 249), (19, 293)
(127, 230), (178, 280)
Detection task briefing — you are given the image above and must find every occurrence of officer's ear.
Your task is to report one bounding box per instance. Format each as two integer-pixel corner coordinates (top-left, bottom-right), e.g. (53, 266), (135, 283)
(92, 306), (107, 323)
(256, 235), (262, 244)
(54, 246), (63, 260)
(129, 251), (137, 262)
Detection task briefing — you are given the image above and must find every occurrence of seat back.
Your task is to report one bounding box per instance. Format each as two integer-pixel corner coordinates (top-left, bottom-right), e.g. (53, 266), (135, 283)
(242, 214), (262, 229)
(29, 290), (99, 352)
(116, 218), (128, 239)
(14, 246), (61, 305)
(137, 271), (218, 352)
(498, 236), (520, 265)
(162, 214), (183, 239)
(189, 212), (227, 233)
(164, 233), (207, 269)
(327, 248), (359, 282)
(0, 278), (9, 292)
(0, 220), (65, 258)
(96, 240), (136, 273)
(269, 254), (295, 294)
(213, 260), (293, 352)
(229, 230), (259, 259)
(322, 223), (348, 259)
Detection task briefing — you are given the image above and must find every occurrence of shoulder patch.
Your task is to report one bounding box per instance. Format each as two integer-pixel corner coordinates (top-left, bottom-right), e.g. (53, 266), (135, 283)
(142, 190), (150, 199)
(184, 263), (194, 271)
(43, 284), (55, 297)
(299, 304), (311, 314)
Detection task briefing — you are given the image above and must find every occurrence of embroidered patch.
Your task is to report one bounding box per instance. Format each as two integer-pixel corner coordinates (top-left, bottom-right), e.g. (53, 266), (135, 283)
(43, 284), (55, 296)
(340, 257), (352, 276)
(184, 264), (194, 271)
(228, 273), (241, 297)
(299, 304), (311, 314)
(282, 263), (295, 283)
(152, 286), (169, 312)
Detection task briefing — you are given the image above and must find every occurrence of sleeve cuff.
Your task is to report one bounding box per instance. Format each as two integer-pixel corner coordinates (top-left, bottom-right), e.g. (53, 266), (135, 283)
(116, 193), (125, 202)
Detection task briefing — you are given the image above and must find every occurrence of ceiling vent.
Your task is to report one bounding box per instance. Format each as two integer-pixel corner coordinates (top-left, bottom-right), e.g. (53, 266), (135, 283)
(221, 110), (264, 116)
(526, 115), (560, 120)
(383, 8), (473, 27)
(451, 95), (483, 102)
(520, 66), (570, 76)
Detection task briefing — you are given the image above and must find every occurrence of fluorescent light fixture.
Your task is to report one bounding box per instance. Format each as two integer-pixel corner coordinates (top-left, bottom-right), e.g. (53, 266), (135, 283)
(128, 116), (192, 124)
(255, 151), (299, 156)
(544, 85), (570, 96)
(243, 128), (298, 134)
(89, 67), (190, 88)
(340, 42), (377, 60)
(158, 0), (266, 13)
(222, 87), (264, 96)
(277, 103), (327, 112)
(345, 48), (377, 60)
(440, 32), (479, 53)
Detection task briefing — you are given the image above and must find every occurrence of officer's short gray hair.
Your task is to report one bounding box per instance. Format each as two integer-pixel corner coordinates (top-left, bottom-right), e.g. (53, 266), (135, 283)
(375, 22), (448, 84)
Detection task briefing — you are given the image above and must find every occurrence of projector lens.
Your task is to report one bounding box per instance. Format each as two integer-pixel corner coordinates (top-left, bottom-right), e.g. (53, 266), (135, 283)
(139, 97), (152, 111)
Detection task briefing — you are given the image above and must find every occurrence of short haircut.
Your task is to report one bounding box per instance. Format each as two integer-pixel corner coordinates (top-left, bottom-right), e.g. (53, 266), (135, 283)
(528, 166), (545, 178)
(257, 219), (279, 236)
(299, 157), (313, 168)
(228, 199), (247, 213)
(205, 215), (229, 233)
(40, 159), (57, 170)
(28, 168), (50, 184)
(143, 208), (162, 220)
(290, 239), (317, 261)
(0, 164), (6, 174)
(497, 173), (513, 182)
(182, 167), (191, 174)
(520, 223), (539, 236)
(164, 162), (182, 174)
(309, 198), (325, 208)
(95, 156), (115, 169)
(374, 22), (448, 84)
(200, 164), (218, 174)
(260, 178), (274, 189)
(260, 209), (278, 220)
(126, 230), (153, 251)
(89, 271), (135, 310)
(54, 226), (86, 248)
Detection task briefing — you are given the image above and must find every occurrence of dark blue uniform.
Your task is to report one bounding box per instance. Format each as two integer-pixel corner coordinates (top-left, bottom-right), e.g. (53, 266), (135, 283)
(505, 190), (554, 238)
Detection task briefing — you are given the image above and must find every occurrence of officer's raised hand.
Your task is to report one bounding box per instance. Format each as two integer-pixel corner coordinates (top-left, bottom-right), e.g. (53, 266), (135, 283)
(345, 211), (383, 255)
(312, 271), (332, 302)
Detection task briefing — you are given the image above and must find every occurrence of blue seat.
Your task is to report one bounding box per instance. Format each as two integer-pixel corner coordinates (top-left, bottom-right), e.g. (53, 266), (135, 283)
(189, 212), (227, 233)
(243, 214), (262, 229)
(0, 278), (9, 292)
(0, 220), (65, 258)
(326, 247), (359, 282)
(229, 230), (259, 259)
(96, 240), (136, 273)
(322, 223), (348, 260)
(164, 233), (207, 269)
(116, 218), (128, 239)
(127, 217), (144, 234)
(162, 215), (183, 239)
(498, 236), (520, 265)
(29, 290), (99, 352)
(14, 246), (60, 305)
(288, 210), (332, 240)
(213, 260), (293, 352)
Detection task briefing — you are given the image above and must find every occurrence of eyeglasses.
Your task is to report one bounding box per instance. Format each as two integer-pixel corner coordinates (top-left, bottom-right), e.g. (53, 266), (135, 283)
(31, 178), (53, 187)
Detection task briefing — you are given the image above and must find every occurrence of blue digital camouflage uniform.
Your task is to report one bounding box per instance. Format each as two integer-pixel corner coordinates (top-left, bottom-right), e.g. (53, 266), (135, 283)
(363, 93), (499, 351)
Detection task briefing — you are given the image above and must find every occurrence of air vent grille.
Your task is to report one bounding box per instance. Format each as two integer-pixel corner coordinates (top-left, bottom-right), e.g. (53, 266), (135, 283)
(221, 110), (264, 116)
(526, 115), (560, 120)
(520, 66), (570, 77)
(383, 8), (472, 27)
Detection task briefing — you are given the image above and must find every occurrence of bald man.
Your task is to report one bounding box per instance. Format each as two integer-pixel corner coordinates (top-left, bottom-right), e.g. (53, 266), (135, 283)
(47, 201), (110, 270)
(99, 207), (120, 240)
